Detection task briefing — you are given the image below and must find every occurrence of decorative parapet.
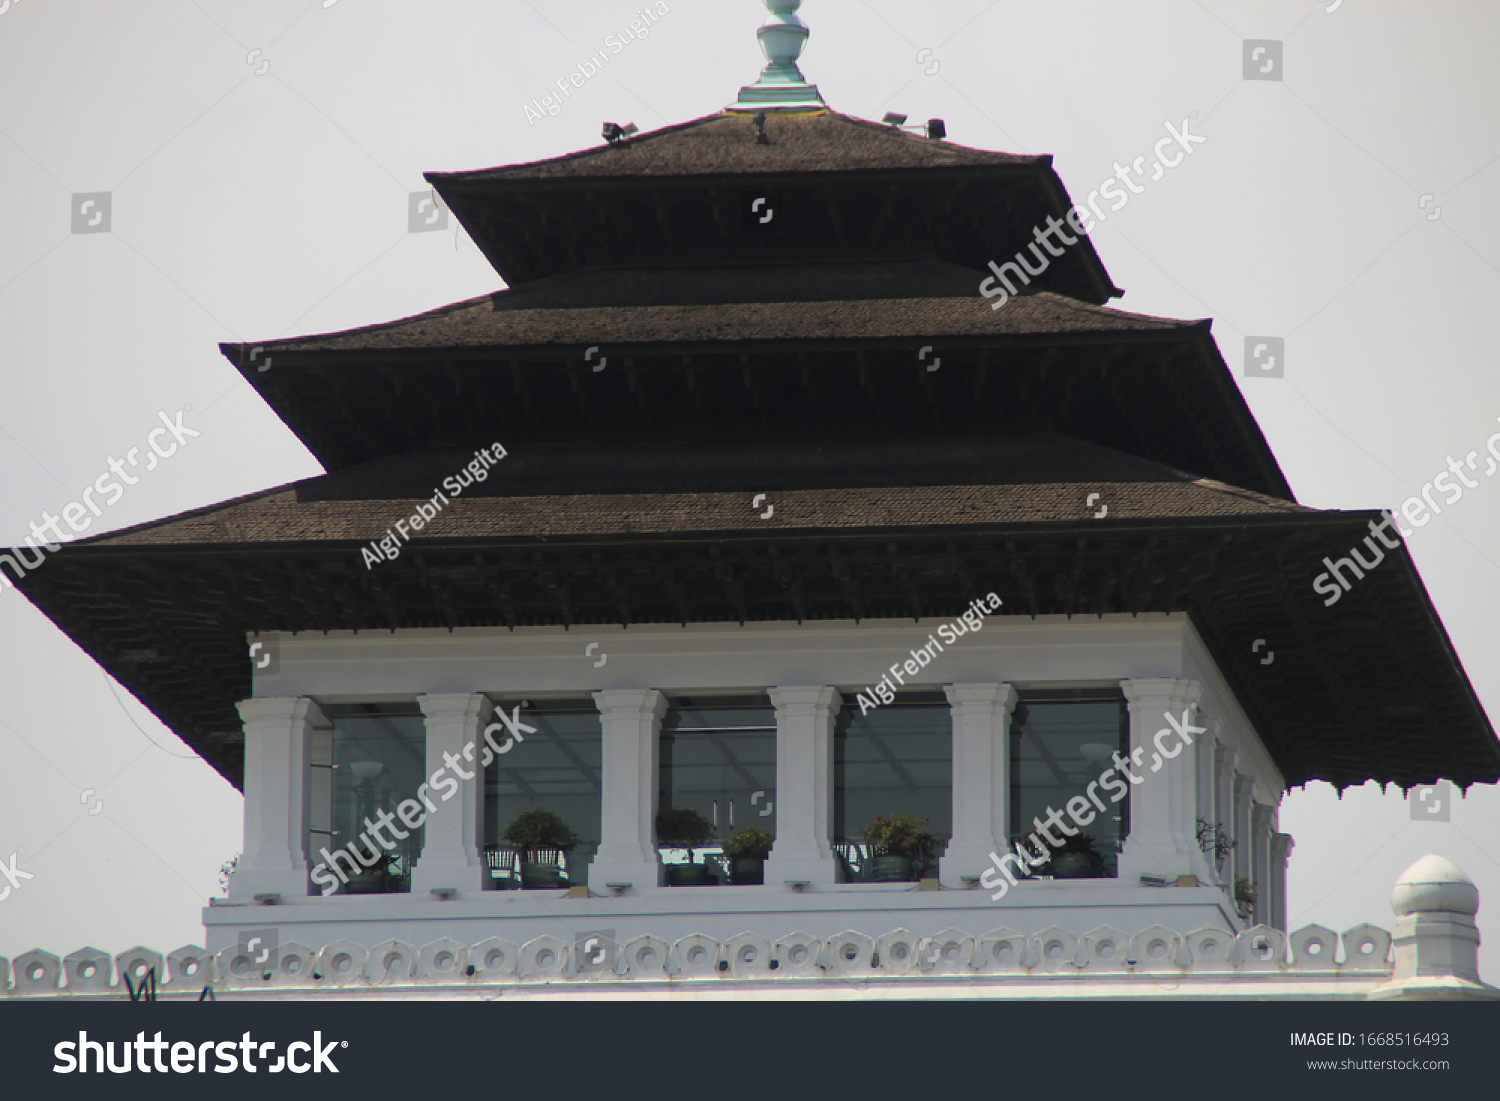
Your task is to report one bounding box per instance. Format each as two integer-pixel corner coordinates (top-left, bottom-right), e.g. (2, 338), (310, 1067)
(0, 921), (1397, 999)
(4, 857), (1487, 1001)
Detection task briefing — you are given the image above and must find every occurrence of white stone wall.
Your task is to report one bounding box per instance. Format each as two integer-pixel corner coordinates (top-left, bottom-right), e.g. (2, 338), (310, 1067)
(227, 613), (1287, 950)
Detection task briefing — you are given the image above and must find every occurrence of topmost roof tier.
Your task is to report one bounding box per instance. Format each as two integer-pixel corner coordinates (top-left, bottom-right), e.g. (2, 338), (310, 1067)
(425, 110), (1120, 302)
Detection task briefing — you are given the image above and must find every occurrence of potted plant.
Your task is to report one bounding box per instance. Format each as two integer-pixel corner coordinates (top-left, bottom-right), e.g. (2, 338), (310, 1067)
(722, 827), (774, 885)
(218, 853), (239, 896)
(1234, 876), (1257, 918)
(502, 808), (577, 889)
(860, 814), (935, 882)
(346, 852), (401, 894)
(656, 807), (716, 885)
(1049, 833), (1102, 878)
(1195, 818), (1235, 872)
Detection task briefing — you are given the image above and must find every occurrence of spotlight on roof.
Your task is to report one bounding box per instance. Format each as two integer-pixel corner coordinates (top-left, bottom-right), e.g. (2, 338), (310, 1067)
(754, 110), (770, 145)
(927, 118), (947, 140)
(882, 112), (908, 127)
(602, 121), (638, 144)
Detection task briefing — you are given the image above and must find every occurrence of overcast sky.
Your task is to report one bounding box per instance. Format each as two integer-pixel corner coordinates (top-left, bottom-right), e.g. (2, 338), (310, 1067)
(2, 0), (1498, 977)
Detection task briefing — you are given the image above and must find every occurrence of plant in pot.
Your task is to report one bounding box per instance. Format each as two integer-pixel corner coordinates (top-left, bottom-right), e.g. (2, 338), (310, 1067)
(860, 814), (935, 882)
(1195, 818), (1235, 872)
(346, 852), (401, 894)
(1049, 832), (1102, 878)
(656, 807), (716, 885)
(502, 808), (577, 889)
(1234, 876), (1257, 918)
(722, 827), (774, 885)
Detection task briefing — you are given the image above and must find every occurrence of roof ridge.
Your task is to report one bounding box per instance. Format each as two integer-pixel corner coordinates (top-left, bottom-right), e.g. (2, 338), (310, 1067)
(424, 112), (726, 183)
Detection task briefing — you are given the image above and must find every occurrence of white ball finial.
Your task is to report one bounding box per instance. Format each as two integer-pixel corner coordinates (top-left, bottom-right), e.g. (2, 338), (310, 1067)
(1392, 853), (1479, 917)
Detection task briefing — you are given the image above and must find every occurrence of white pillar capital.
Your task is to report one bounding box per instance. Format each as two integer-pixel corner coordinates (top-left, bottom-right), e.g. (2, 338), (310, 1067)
(1120, 678), (1202, 712)
(766, 685), (841, 715)
(419, 692), (492, 724)
(765, 686), (842, 886)
(233, 696), (326, 899)
(939, 683), (1018, 887)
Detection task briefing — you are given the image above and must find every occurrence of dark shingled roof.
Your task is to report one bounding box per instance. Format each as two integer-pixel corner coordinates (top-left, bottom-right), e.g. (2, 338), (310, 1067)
(82, 434), (1303, 549)
(426, 110), (1040, 183)
(234, 289), (1194, 358)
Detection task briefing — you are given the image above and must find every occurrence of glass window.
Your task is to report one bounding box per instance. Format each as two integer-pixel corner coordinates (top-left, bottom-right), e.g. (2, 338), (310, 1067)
(833, 691), (952, 879)
(485, 699), (602, 890)
(308, 703), (427, 894)
(658, 696), (777, 879)
(1009, 689), (1129, 878)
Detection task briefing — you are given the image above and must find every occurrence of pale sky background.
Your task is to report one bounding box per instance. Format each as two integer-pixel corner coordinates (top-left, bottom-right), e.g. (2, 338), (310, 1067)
(2, 0), (1497, 976)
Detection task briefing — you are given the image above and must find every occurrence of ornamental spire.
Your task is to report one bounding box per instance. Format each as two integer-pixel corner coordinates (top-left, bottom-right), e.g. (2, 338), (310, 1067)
(729, 0), (826, 113)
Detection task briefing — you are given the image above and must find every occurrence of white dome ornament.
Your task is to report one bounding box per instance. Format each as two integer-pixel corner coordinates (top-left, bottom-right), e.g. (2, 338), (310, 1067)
(1368, 854), (1500, 1000)
(730, 0), (826, 114)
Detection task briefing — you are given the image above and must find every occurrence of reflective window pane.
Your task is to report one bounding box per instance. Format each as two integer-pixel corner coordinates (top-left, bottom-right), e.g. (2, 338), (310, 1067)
(833, 692), (952, 841)
(659, 696), (776, 876)
(1009, 690), (1129, 878)
(485, 699), (602, 889)
(310, 703), (426, 894)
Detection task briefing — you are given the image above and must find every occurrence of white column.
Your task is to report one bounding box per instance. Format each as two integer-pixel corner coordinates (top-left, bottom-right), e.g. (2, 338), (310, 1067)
(1232, 773), (1253, 886)
(1117, 678), (1205, 881)
(588, 689), (667, 890)
(1251, 802), (1273, 925)
(232, 697), (323, 898)
(1194, 718), (1217, 845)
(1212, 739), (1236, 884)
(411, 693), (492, 895)
(1270, 832), (1294, 930)
(939, 683), (1018, 887)
(764, 686), (841, 886)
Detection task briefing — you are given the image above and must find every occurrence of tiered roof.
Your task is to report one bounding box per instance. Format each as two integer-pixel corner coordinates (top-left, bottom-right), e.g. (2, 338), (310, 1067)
(11, 16), (1497, 792)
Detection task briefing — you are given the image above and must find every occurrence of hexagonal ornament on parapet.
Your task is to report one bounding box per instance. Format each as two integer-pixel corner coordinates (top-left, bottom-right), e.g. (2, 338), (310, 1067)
(1127, 925), (1184, 972)
(917, 928), (975, 975)
(669, 934), (722, 978)
(617, 935), (670, 979)
(723, 932), (776, 977)
(63, 947), (114, 994)
(11, 949), (62, 995)
(823, 930), (875, 978)
(115, 947), (165, 992)
(1287, 924), (1339, 970)
(1181, 927), (1236, 971)
(518, 935), (569, 981)
(416, 938), (470, 983)
(1078, 925), (1133, 971)
(163, 945), (213, 991)
(873, 929), (921, 975)
(263, 942), (319, 987)
(1029, 926), (1080, 972)
(1340, 924), (1392, 971)
(468, 938), (518, 983)
(314, 941), (368, 987)
(772, 931), (823, 976)
(363, 939), (418, 985)
(973, 927), (1027, 973)
(218, 942), (266, 989)
(1232, 924), (1287, 970)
